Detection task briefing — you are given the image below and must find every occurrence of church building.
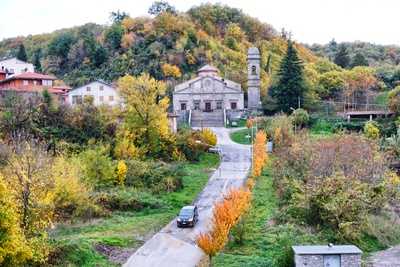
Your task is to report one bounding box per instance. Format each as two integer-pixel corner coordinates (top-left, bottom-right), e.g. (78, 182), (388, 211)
(173, 65), (244, 113)
(172, 47), (260, 127)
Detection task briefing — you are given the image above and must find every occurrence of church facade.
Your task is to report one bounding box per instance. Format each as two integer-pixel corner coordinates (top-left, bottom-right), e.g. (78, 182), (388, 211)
(172, 47), (261, 126)
(172, 65), (244, 113)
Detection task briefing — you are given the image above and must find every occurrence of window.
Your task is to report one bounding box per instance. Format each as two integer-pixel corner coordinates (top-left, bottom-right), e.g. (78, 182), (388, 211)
(23, 80), (28, 86)
(180, 103), (187, 110)
(109, 95), (114, 102)
(99, 85), (104, 91)
(72, 95), (83, 104)
(251, 65), (257, 75)
(33, 80), (37, 85)
(99, 96), (104, 102)
(216, 101), (223, 110)
(86, 86), (91, 92)
(230, 102), (237, 110)
(194, 101), (200, 110)
(42, 80), (52, 86)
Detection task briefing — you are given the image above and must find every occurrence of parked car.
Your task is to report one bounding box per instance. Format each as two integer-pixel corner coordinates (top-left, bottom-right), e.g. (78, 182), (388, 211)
(177, 205), (198, 228)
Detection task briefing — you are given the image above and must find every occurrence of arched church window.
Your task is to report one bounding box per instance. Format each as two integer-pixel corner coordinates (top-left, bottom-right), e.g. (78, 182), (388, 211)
(251, 65), (257, 75)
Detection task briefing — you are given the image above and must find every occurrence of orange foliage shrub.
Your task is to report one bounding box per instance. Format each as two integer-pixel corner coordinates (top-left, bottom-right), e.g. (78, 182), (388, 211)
(252, 131), (267, 177)
(197, 187), (251, 257)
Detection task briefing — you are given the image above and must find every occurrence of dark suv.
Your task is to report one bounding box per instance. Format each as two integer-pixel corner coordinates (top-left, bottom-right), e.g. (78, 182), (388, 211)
(177, 205), (198, 228)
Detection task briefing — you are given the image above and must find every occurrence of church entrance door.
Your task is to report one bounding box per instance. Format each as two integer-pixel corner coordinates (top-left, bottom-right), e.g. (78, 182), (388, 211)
(205, 102), (212, 112)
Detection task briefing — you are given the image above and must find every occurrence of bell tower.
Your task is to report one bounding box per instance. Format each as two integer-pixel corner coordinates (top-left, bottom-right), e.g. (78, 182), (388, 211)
(247, 47), (261, 110)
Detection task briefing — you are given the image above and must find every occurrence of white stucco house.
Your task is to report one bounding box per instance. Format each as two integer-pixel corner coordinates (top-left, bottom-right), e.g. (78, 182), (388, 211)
(0, 57), (35, 78)
(67, 80), (121, 106)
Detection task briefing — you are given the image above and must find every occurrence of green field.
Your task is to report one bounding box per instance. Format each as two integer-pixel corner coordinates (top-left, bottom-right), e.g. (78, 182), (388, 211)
(213, 166), (326, 267)
(49, 154), (219, 267)
(229, 128), (255, 145)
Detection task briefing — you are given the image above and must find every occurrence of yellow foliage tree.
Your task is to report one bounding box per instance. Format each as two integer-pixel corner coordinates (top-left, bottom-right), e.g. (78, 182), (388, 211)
(0, 141), (54, 263)
(118, 73), (173, 157)
(253, 131), (267, 177)
(116, 160), (128, 186)
(0, 175), (32, 266)
(162, 63), (182, 79)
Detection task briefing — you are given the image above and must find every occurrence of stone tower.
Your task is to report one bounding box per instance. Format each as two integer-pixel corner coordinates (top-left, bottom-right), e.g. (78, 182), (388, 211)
(247, 47), (261, 110)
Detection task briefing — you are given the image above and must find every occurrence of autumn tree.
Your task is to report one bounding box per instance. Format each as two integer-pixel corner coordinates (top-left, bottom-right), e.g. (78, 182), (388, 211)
(0, 139), (54, 263)
(118, 73), (173, 158)
(252, 131), (267, 177)
(197, 188), (251, 260)
(162, 63), (182, 79)
(0, 176), (32, 266)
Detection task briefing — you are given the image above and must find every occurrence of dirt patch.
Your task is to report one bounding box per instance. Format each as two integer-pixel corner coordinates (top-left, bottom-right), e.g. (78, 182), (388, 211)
(95, 244), (138, 265)
(366, 245), (400, 267)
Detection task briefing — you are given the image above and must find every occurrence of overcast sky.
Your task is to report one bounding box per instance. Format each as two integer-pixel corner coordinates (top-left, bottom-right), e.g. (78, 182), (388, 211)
(1, 0), (400, 45)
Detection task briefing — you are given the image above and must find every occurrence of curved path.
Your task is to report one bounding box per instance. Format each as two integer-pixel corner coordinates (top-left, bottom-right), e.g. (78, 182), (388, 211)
(123, 127), (251, 267)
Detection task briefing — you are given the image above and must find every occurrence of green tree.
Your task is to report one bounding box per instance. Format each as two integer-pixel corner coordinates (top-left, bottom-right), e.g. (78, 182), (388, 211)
(16, 43), (27, 62)
(33, 49), (42, 72)
(334, 44), (350, 68)
(104, 24), (124, 50)
(351, 52), (369, 67)
(148, 1), (176, 15)
(270, 40), (307, 113)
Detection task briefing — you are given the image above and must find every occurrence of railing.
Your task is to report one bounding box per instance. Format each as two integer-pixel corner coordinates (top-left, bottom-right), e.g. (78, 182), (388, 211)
(188, 109), (192, 127)
(320, 101), (390, 114)
(223, 108), (227, 127)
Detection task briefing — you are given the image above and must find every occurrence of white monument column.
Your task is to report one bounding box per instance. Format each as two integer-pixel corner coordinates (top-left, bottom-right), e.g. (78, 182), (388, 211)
(247, 47), (261, 110)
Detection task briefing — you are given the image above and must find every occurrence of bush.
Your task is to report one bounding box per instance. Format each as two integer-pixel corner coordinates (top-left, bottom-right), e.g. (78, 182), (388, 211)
(92, 188), (165, 211)
(388, 85), (400, 114)
(200, 128), (217, 146)
(291, 108), (309, 128)
(260, 114), (293, 148)
(124, 160), (184, 193)
(273, 133), (394, 242)
(52, 157), (97, 221)
(78, 145), (116, 189)
(366, 213), (400, 248)
(176, 128), (210, 161)
(364, 121), (380, 139)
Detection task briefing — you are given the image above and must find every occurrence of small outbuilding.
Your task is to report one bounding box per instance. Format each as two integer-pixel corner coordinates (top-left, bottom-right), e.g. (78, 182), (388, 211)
(292, 244), (362, 267)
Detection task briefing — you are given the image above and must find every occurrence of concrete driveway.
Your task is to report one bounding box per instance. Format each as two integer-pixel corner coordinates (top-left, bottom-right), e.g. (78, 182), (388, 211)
(123, 127), (251, 267)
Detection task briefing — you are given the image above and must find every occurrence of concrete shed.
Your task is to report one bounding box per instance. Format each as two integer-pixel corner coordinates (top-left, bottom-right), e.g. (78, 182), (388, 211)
(293, 245), (362, 267)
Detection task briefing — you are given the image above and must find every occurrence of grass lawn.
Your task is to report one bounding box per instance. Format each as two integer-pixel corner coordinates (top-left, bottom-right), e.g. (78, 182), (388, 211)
(49, 153), (219, 267)
(229, 128), (255, 145)
(212, 165), (327, 267)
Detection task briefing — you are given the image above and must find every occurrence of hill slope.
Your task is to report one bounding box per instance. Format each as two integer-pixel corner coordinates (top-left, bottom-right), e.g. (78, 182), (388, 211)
(0, 3), (323, 94)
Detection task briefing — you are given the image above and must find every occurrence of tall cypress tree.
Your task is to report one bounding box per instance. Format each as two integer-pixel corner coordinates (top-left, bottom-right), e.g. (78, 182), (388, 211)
(334, 44), (350, 68)
(16, 43), (27, 62)
(270, 40), (306, 113)
(33, 49), (42, 73)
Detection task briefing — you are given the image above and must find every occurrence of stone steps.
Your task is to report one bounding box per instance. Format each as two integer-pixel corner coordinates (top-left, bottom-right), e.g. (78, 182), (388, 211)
(191, 111), (224, 127)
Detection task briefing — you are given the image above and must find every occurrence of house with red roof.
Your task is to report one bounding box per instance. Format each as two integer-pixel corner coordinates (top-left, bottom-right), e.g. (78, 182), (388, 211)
(0, 71), (70, 103)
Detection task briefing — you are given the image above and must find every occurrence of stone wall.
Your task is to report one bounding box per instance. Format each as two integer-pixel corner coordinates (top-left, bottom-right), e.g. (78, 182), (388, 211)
(341, 254), (361, 267)
(294, 254), (361, 267)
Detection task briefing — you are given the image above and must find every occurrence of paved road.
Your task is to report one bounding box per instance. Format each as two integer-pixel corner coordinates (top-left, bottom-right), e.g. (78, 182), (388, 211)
(123, 127), (251, 267)
(366, 245), (400, 267)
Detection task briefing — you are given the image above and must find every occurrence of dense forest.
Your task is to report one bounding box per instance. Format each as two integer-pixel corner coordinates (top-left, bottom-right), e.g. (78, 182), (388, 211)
(308, 40), (400, 67)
